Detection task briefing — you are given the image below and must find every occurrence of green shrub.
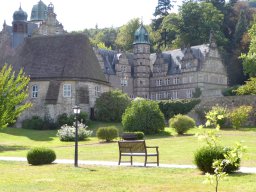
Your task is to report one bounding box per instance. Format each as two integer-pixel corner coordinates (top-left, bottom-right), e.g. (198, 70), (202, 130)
(121, 131), (144, 140)
(158, 99), (200, 120)
(57, 113), (72, 126)
(222, 86), (239, 96)
(169, 114), (195, 135)
(27, 147), (56, 165)
(57, 123), (92, 141)
(229, 105), (253, 129)
(96, 127), (119, 142)
(122, 98), (165, 134)
(57, 112), (90, 127)
(205, 105), (228, 128)
(22, 116), (44, 130)
(194, 146), (240, 174)
(95, 90), (131, 122)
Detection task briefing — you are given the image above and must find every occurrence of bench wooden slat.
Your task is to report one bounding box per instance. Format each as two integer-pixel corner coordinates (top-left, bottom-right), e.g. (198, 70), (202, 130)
(118, 140), (159, 166)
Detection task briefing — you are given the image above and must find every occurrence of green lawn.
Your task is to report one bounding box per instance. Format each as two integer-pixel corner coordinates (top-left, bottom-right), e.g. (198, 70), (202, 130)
(0, 122), (256, 167)
(0, 123), (256, 191)
(0, 161), (255, 192)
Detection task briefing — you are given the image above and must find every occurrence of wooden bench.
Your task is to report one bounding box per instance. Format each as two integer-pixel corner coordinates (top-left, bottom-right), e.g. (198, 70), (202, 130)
(118, 140), (159, 166)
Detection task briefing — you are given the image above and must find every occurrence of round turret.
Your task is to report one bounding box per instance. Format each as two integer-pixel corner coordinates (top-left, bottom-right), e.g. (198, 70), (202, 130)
(13, 6), (28, 21)
(30, 0), (47, 21)
(133, 25), (150, 45)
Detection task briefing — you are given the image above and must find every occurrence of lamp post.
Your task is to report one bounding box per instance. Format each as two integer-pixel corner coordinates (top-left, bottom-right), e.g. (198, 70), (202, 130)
(73, 105), (81, 167)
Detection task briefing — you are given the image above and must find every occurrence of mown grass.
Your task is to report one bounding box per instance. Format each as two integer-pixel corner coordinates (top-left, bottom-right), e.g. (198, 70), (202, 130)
(0, 123), (256, 167)
(0, 161), (256, 192)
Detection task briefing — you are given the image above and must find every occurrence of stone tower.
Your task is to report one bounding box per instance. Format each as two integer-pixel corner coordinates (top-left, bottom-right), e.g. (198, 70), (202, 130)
(12, 5), (28, 48)
(133, 24), (151, 98)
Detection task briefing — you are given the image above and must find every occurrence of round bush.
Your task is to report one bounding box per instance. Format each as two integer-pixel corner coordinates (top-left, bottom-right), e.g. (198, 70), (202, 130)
(169, 114), (195, 134)
(122, 98), (165, 134)
(95, 90), (131, 122)
(27, 147), (56, 165)
(96, 127), (118, 142)
(194, 146), (240, 174)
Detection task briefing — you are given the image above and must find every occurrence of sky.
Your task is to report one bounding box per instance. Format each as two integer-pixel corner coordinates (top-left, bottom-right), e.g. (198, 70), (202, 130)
(0, 0), (182, 32)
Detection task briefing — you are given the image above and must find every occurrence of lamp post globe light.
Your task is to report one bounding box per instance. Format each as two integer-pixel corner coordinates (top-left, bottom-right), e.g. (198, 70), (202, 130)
(73, 105), (81, 167)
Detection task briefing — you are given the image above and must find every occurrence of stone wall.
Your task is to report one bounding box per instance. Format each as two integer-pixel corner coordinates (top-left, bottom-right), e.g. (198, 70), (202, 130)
(189, 95), (256, 126)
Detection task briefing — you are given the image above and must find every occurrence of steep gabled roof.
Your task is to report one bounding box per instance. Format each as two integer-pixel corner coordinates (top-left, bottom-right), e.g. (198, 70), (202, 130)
(11, 33), (107, 83)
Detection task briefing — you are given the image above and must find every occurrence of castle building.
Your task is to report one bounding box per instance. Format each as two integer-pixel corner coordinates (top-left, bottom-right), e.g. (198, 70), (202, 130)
(95, 25), (228, 100)
(0, 1), (227, 125)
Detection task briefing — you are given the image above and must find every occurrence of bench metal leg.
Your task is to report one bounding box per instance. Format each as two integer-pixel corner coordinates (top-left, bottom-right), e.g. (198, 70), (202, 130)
(118, 154), (121, 165)
(157, 154), (159, 166)
(131, 156), (133, 165)
(144, 156), (147, 166)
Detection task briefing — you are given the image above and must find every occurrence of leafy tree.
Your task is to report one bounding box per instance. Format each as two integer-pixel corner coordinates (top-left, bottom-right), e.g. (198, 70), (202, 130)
(95, 90), (131, 122)
(115, 18), (140, 51)
(240, 22), (256, 77)
(233, 10), (248, 45)
(235, 77), (256, 95)
(0, 64), (32, 128)
(179, 2), (226, 46)
(122, 98), (165, 134)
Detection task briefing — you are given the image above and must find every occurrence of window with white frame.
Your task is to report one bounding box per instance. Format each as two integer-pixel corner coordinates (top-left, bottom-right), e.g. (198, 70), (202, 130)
(63, 84), (71, 97)
(95, 86), (102, 97)
(151, 93), (156, 100)
(166, 78), (171, 85)
(173, 77), (179, 84)
(167, 91), (172, 99)
(172, 91), (178, 99)
(186, 89), (193, 98)
(32, 84), (38, 98)
(156, 79), (163, 86)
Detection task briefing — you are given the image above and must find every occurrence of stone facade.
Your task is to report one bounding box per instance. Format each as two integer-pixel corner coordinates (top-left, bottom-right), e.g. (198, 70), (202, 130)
(95, 27), (228, 100)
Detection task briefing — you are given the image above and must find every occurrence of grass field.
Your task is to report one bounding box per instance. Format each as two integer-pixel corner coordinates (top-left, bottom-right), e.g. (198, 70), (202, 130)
(0, 122), (256, 191)
(0, 122), (256, 166)
(0, 161), (256, 192)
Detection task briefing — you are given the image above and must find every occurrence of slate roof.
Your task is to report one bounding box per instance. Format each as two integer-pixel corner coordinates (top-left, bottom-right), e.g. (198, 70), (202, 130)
(11, 33), (107, 83)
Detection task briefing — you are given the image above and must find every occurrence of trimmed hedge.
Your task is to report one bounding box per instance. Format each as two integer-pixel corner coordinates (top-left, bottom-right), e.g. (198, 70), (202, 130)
(158, 99), (200, 120)
(96, 127), (119, 142)
(27, 147), (56, 165)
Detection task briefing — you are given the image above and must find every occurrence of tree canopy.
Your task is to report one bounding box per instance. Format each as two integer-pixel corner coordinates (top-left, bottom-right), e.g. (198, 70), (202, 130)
(0, 64), (32, 128)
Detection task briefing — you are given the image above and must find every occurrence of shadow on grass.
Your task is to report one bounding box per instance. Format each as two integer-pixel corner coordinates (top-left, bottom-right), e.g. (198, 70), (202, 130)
(0, 145), (29, 153)
(145, 130), (173, 139)
(229, 172), (254, 177)
(0, 127), (57, 141)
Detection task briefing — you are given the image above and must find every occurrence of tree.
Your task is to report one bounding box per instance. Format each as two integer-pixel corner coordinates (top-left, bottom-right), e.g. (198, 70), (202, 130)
(235, 77), (256, 95)
(122, 98), (165, 134)
(115, 18), (140, 51)
(0, 64), (32, 128)
(240, 22), (256, 77)
(152, 0), (173, 49)
(179, 2), (226, 46)
(95, 90), (131, 122)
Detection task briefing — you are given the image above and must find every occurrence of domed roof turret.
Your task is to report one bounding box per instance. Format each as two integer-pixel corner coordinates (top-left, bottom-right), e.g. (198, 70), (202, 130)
(133, 24), (150, 45)
(13, 6), (28, 21)
(30, 0), (47, 21)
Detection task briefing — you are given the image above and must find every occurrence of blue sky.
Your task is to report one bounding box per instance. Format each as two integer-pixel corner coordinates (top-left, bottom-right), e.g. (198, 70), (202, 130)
(0, 0), (182, 32)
